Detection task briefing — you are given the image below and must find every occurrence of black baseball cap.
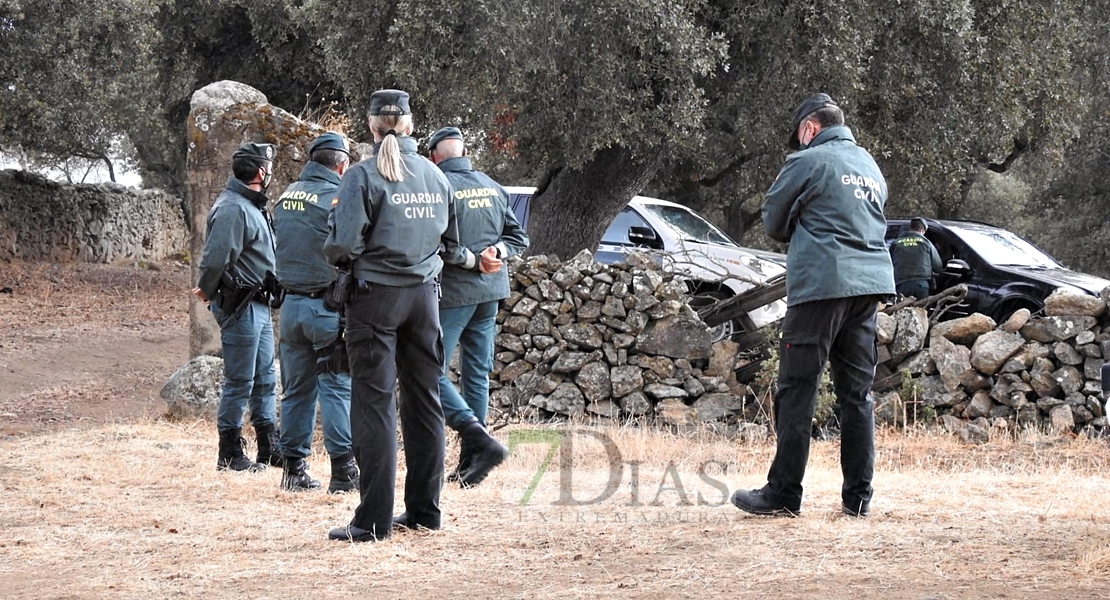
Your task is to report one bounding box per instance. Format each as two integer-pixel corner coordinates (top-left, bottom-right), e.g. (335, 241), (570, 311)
(788, 93), (838, 150)
(368, 89), (411, 116)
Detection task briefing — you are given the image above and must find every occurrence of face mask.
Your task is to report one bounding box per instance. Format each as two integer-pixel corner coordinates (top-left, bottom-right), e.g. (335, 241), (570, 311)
(260, 166), (273, 190)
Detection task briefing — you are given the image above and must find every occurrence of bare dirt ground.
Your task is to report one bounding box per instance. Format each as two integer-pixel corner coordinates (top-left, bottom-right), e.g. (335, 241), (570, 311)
(1, 260), (1109, 600)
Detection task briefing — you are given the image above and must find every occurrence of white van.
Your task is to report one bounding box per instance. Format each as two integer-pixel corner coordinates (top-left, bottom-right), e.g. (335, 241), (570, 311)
(505, 186), (787, 342)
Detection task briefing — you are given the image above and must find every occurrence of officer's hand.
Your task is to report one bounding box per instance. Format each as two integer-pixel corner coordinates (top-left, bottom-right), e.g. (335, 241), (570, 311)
(479, 246), (502, 274)
(191, 287), (209, 303)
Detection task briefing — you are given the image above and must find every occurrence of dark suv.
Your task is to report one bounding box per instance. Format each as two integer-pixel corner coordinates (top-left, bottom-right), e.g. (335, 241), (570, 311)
(885, 218), (1110, 321)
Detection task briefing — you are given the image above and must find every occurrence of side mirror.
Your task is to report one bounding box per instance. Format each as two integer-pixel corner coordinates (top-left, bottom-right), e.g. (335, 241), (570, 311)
(628, 226), (662, 249)
(945, 258), (971, 277)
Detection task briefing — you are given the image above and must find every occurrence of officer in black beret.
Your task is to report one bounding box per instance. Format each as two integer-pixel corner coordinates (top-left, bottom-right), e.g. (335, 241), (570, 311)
(324, 89), (492, 542)
(273, 131), (360, 494)
(426, 126), (529, 489)
(193, 141), (282, 474)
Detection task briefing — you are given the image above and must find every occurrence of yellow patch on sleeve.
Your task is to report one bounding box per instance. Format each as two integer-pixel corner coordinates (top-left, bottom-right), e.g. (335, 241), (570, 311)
(330, 197), (339, 207)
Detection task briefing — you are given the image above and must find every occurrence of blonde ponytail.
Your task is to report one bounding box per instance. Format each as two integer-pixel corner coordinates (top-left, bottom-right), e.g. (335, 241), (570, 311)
(369, 113), (413, 182)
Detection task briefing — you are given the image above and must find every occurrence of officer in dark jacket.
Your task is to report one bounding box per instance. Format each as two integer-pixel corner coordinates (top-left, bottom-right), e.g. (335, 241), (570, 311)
(273, 132), (359, 494)
(889, 217), (943, 299)
(427, 126), (529, 488)
(323, 90), (487, 543)
(731, 93), (895, 519)
(193, 142), (282, 473)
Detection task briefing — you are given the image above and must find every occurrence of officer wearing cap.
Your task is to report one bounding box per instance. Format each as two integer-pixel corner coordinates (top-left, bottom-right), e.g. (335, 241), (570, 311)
(731, 93), (895, 520)
(272, 131), (359, 493)
(193, 141), (282, 474)
(426, 126), (528, 489)
(324, 90), (489, 542)
(888, 217), (943, 299)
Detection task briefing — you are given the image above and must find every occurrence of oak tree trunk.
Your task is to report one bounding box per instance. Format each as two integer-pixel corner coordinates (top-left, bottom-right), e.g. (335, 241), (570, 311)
(527, 146), (662, 259)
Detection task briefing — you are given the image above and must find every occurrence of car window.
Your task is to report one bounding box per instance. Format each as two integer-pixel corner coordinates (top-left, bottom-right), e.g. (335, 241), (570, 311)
(637, 204), (737, 247)
(948, 226), (1062, 268)
(508, 193), (531, 229)
(601, 208), (652, 245)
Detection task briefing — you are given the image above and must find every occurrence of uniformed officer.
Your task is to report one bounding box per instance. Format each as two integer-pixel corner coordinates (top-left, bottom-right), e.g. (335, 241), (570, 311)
(273, 131), (359, 493)
(889, 217), (943, 299)
(427, 126), (529, 488)
(323, 90), (490, 542)
(731, 93), (895, 519)
(192, 142), (282, 473)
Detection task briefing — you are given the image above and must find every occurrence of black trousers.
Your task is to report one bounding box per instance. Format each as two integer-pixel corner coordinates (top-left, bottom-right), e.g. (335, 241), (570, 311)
(766, 295), (879, 512)
(345, 281), (445, 536)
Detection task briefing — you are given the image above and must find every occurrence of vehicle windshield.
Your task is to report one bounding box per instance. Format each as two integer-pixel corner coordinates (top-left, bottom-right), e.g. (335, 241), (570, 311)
(638, 203), (737, 247)
(949, 225), (1062, 268)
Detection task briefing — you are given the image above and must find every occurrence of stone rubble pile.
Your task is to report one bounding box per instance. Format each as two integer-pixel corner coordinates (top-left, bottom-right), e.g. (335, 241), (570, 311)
(487, 250), (760, 428)
(874, 287), (1110, 440)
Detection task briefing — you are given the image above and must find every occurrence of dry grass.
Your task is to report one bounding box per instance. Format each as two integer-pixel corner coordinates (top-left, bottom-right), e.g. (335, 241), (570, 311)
(1, 420), (1109, 599)
(3, 259), (1110, 598)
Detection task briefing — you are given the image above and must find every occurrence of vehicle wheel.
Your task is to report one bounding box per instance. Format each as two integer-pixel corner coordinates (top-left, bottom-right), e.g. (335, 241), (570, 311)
(691, 290), (735, 343)
(992, 300), (1040, 325)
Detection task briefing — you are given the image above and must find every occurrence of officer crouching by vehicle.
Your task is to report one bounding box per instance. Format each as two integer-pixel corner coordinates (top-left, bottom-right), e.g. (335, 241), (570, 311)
(323, 89), (492, 543)
(192, 142), (284, 473)
(272, 132), (359, 493)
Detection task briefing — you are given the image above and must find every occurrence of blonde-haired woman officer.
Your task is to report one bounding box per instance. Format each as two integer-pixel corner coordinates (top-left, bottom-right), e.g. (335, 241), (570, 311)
(324, 89), (492, 542)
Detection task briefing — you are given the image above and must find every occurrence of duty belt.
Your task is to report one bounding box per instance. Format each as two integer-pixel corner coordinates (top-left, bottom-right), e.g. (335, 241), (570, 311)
(285, 287), (329, 299)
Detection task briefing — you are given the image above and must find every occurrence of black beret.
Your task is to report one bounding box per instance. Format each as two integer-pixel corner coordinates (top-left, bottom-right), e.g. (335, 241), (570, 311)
(368, 89), (411, 116)
(788, 93), (838, 150)
(308, 131), (350, 156)
(232, 142), (275, 164)
(427, 127), (463, 151)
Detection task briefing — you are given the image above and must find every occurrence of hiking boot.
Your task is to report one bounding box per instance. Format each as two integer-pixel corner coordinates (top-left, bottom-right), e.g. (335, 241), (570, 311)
(254, 422), (283, 467)
(327, 452), (359, 494)
(281, 457), (321, 492)
(457, 418), (508, 488)
(730, 487), (800, 517)
(843, 499), (870, 518)
(445, 435), (476, 483)
(217, 427), (264, 472)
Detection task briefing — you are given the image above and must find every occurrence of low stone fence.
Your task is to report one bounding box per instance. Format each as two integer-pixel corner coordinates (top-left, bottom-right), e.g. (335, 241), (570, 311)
(487, 251), (763, 432)
(0, 169), (188, 263)
(873, 289), (1110, 440)
(487, 252), (1109, 439)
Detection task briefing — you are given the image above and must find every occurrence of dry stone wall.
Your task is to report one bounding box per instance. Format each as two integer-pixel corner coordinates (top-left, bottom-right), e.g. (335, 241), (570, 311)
(0, 169), (187, 263)
(487, 250), (762, 430)
(489, 254), (1110, 440)
(874, 287), (1110, 439)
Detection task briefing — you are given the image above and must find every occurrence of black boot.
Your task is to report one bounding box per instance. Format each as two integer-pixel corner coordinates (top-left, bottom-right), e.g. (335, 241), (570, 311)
(328, 452), (359, 494)
(281, 457), (321, 492)
(457, 418), (508, 488)
(217, 428), (264, 472)
(254, 422), (283, 467)
(446, 435), (476, 483)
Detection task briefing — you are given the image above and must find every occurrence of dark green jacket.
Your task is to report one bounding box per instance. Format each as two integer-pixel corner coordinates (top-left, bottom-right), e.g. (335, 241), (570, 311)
(323, 136), (475, 286)
(274, 162), (341, 292)
(889, 231), (942, 283)
(762, 125), (895, 305)
(436, 157), (529, 308)
(196, 176), (275, 301)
